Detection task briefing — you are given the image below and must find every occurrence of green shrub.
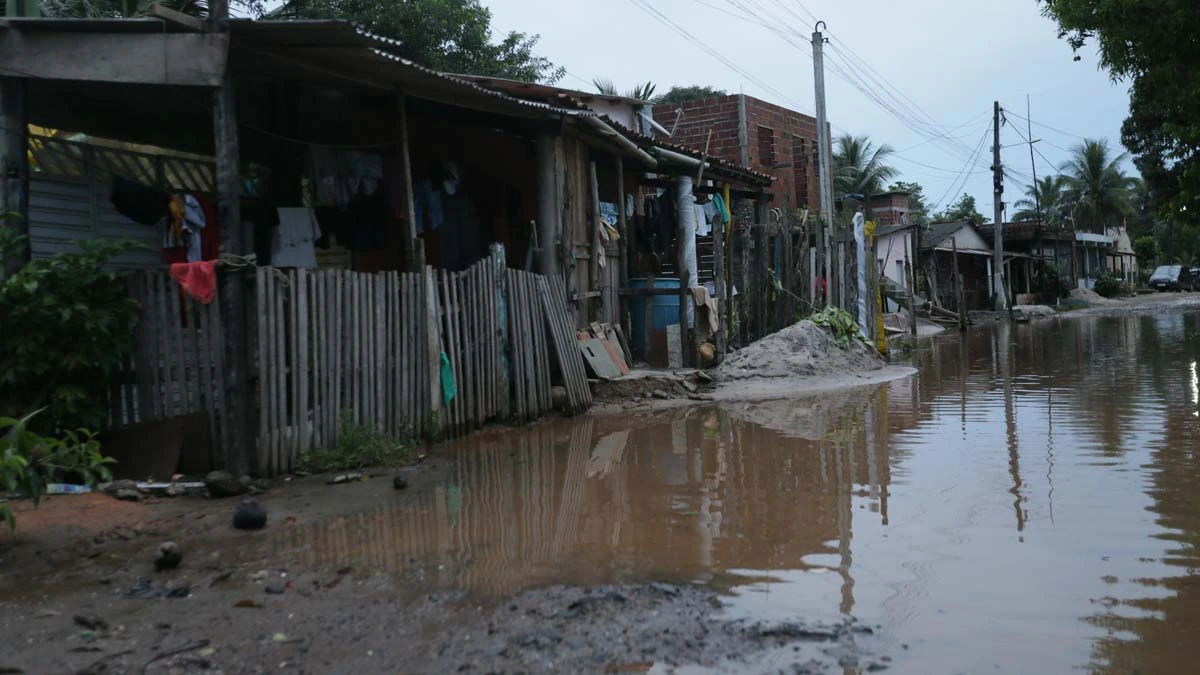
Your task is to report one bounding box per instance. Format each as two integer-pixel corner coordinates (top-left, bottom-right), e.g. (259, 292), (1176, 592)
(809, 306), (869, 348)
(0, 230), (141, 435)
(299, 410), (414, 473)
(1093, 273), (1125, 298)
(1032, 264), (1073, 304)
(1, 410), (114, 529)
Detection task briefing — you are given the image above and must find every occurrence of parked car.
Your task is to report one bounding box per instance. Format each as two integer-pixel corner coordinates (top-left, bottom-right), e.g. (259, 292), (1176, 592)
(1148, 265), (1196, 291)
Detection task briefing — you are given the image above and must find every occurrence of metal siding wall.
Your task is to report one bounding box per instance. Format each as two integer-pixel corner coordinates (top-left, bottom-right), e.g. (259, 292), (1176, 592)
(29, 176), (161, 268)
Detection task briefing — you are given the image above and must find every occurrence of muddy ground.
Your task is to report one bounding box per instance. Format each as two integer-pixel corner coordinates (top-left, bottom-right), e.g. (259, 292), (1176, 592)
(0, 461), (888, 675)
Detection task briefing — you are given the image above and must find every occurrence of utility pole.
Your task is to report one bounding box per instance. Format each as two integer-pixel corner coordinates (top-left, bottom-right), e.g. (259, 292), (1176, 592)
(813, 21), (834, 309)
(992, 101), (1007, 310)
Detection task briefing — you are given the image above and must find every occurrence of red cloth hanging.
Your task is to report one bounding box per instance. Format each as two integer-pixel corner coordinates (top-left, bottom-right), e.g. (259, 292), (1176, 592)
(169, 260), (219, 304)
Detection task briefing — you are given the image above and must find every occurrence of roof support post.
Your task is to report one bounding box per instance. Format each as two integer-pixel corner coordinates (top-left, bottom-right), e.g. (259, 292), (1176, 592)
(535, 132), (561, 277)
(212, 0), (253, 477)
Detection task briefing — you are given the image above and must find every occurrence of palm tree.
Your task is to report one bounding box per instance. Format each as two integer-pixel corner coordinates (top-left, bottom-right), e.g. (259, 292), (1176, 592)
(1061, 139), (1134, 233)
(832, 134), (898, 210)
(1013, 175), (1068, 225)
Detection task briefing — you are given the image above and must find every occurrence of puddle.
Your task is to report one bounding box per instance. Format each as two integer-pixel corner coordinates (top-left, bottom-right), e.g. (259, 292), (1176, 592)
(274, 311), (1200, 674)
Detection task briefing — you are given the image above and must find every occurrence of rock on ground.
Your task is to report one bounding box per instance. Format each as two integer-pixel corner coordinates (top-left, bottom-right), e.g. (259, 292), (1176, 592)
(1013, 304), (1058, 319)
(718, 321), (884, 381)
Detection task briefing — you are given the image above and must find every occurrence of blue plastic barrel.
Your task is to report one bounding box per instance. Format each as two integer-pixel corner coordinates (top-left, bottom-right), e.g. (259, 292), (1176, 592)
(628, 277), (682, 359)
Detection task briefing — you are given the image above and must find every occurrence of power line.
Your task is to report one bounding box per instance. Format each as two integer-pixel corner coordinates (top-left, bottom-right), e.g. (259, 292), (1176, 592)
(627, 0), (813, 114)
(930, 121), (993, 213)
(1007, 121), (1061, 177)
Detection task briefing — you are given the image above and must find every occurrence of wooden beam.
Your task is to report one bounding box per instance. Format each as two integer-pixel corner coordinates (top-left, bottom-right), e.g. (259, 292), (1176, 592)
(0, 31), (227, 87)
(150, 4), (204, 32)
(397, 89), (419, 271)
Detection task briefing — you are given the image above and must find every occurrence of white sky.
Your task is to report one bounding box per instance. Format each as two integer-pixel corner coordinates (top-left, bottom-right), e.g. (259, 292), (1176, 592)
(486, 0), (1132, 217)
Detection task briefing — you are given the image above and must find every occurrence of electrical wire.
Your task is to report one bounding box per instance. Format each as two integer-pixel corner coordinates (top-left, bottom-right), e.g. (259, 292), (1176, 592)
(627, 0), (814, 114)
(930, 121), (992, 213)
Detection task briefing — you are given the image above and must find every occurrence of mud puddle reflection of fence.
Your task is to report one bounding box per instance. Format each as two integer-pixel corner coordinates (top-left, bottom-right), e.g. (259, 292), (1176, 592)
(271, 394), (886, 601)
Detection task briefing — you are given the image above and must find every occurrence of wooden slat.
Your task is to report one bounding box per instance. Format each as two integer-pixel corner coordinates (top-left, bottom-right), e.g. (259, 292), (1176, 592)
(334, 270), (345, 447)
(298, 268), (311, 466)
(273, 271), (287, 475)
(255, 267), (269, 469)
(522, 274), (539, 416)
(538, 275), (592, 413)
(531, 274), (550, 415)
(208, 277), (229, 465)
(506, 271), (525, 421)
(375, 274), (386, 433)
(263, 268), (277, 461)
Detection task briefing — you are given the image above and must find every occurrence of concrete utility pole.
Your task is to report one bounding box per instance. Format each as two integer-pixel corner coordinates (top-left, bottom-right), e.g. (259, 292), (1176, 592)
(812, 21), (834, 309)
(992, 100), (1007, 310)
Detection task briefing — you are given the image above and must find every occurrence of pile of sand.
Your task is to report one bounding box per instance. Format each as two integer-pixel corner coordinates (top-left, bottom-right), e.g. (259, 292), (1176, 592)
(1069, 288), (1123, 306)
(717, 320), (885, 381)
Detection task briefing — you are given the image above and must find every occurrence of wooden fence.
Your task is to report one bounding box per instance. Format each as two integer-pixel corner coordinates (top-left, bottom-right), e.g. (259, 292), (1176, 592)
(108, 249), (592, 476)
(109, 270), (231, 465)
(252, 248), (590, 475)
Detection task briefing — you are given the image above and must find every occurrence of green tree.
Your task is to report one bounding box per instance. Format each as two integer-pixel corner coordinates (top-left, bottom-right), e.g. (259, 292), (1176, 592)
(1040, 0), (1199, 221)
(832, 134), (898, 207)
(1012, 175), (1069, 226)
(1061, 138), (1133, 233)
(1133, 234), (1159, 268)
(934, 193), (989, 224)
(653, 85), (728, 106)
(888, 181), (930, 226)
(276, 0), (564, 83)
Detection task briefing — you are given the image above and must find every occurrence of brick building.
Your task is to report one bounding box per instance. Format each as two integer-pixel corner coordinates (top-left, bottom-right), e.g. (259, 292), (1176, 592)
(869, 190), (912, 227)
(653, 94), (823, 214)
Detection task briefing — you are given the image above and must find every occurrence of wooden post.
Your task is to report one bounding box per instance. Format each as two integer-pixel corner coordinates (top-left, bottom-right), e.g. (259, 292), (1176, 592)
(211, 0), (252, 476)
(616, 157), (630, 339)
(588, 159), (602, 321)
(535, 134), (559, 277)
(424, 265), (443, 438)
(713, 184), (727, 361)
(678, 192), (691, 368)
(753, 198), (768, 339)
(952, 238), (967, 332)
(0, 77), (29, 278)
(397, 89), (419, 271)
(906, 260), (918, 337)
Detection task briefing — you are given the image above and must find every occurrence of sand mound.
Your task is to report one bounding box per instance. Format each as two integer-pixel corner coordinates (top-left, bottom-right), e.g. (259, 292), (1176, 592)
(1069, 288), (1122, 305)
(718, 320), (885, 380)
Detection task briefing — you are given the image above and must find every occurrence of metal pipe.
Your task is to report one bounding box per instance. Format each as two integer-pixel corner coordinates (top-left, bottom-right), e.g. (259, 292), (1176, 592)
(582, 117), (657, 167)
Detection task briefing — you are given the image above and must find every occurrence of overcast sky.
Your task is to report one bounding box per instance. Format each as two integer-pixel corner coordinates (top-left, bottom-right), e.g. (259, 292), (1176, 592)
(486, 0), (1131, 218)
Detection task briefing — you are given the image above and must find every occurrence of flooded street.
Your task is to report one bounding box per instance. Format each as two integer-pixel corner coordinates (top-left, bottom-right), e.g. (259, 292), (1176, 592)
(276, 309), (1200, 673)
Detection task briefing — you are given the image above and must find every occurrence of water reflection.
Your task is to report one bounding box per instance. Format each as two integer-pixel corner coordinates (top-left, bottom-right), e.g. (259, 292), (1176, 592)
(272, 311), (1200, 674)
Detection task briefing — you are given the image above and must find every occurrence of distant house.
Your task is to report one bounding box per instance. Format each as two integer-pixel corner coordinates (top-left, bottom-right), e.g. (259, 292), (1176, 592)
(1106, 225), (1138, 284)
(977, 221), (1115, 291)
(877, 220), (995, 313)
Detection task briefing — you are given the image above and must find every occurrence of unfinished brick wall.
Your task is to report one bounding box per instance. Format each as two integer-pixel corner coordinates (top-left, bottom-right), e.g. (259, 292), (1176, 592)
(654, 95), (823, 214)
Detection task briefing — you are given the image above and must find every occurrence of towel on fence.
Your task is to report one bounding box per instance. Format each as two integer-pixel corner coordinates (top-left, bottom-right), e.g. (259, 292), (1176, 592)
(170, 260), (219, 304)
(440, 351), (457, 407)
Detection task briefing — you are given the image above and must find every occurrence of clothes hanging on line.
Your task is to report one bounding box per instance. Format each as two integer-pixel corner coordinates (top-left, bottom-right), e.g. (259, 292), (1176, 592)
(272, 207), (322, 268)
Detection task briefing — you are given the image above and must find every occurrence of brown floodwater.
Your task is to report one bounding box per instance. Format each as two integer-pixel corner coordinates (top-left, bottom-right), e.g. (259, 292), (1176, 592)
(276, 311), (1200, 674)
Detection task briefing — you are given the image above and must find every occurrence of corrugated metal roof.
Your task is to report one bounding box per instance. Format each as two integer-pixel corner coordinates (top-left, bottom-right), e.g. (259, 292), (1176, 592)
(228, 20), (594, 119)
(596, 114), (773, 185)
